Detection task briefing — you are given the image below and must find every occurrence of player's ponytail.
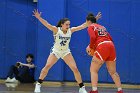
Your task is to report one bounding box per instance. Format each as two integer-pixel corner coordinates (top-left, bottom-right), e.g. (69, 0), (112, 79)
(86, 13), (96, 23)
(56, 20), (62, 27)
(56, 18), (70, 27)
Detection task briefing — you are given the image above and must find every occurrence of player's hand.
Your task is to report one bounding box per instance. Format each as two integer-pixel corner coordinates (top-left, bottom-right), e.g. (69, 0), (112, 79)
(32, 9), (42, 19)
(19, 62), (24, 66)
(95, 12), (102, 20)
(15, 62), (21, 67)
(86, 45), (92, 56)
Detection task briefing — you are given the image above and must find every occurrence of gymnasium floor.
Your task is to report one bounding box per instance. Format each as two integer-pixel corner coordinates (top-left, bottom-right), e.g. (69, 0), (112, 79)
(0, 81), (140, 93)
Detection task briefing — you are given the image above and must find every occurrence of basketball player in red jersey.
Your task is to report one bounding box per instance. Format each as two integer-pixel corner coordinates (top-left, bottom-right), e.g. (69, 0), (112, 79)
(86, 13), (123, 93)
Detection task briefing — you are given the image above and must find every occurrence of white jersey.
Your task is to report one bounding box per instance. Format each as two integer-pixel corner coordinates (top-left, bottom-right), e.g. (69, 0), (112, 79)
(52, 27), (71, 51)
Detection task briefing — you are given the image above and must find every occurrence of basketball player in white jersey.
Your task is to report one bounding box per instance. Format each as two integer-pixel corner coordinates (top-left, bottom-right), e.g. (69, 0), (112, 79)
(33, 9), (101, 93)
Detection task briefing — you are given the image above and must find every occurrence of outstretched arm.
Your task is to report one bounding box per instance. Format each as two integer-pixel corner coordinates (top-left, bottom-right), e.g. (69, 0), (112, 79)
(95, 12), (102, 21)
(71, 22), (87, 33)
(19, 62), (35, 68)
(32, 9), (58, 33)
(71, 12), (102, 33)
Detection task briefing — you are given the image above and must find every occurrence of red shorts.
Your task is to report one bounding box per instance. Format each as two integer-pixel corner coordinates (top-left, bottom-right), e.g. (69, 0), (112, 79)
(94, 41), (116, 61)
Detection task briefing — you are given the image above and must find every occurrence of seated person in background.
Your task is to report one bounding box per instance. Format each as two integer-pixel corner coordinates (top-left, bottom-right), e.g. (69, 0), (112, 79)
(5, 54), (35, 83)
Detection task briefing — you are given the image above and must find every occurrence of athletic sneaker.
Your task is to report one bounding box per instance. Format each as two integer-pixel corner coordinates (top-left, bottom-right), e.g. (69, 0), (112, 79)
(79, 86), (87, 93)
(117, 90), (123, 93)
(5, 77), (18, 83)
(5, 77), (12, 83)
(11, 77), (18, 83)
(34, 82), (41, 92)
(89, 90), (98, 93)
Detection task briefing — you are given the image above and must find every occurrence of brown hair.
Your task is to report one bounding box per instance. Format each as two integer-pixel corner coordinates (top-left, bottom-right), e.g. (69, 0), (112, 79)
(56, 18), (70, 27)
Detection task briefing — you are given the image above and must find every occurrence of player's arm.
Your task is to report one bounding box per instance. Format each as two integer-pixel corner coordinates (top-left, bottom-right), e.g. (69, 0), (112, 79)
(32, 9), (58, 33)
(71, 12), (102, 33)
(95, 12), (102, 21)
(88, 26), (96, 49)
(71, 22), (88, 33)
(19, 62), (35, 68)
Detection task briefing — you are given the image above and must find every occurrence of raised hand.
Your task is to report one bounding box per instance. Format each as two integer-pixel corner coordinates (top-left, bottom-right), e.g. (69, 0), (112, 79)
(32, 9), (42, 19)
(95, 12), (102, 20)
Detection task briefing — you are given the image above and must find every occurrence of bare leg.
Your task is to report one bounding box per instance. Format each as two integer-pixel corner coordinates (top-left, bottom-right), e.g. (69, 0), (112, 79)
(106, 61), (122, 88)
(90, 56), (104, 87)
(34, 54), (58, 92)
(39, 54), (58, 80)
(63, 53), (82, 84)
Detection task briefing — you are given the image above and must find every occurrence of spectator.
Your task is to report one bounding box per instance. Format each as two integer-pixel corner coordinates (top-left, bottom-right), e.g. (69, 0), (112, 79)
(5, 54), (35, 83)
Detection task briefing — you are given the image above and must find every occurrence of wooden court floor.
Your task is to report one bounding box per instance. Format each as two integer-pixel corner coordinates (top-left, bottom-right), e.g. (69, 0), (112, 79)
(0, 81), (140, 93)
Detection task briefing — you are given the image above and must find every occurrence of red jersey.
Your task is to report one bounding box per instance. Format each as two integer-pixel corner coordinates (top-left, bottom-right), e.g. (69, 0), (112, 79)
(88, 23), (113, 49)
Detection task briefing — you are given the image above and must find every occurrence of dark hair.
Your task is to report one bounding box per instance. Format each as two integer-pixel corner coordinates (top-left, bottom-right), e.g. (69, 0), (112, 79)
(86, 13), (96, 23)
(56, 18), (70, 27)
(26, 54), (34, 59)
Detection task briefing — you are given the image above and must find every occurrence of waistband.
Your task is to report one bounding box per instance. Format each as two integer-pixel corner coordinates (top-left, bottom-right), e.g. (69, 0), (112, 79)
(98, 41), (112, 47)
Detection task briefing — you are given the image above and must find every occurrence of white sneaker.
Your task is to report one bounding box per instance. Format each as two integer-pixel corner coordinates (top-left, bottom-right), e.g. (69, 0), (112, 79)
(5, 77), (12, 83)
(34, 82), (41, 93)
(9, 77), (18, 83)
(79, 86), (87, 93)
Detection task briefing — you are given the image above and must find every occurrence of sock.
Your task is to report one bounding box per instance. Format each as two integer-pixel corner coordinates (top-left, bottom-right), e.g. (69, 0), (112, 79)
(79, 83), (84, 88)
(118, 87), (122, 91)
(38, 79), (43, 84)
(92, 87), (97, 91)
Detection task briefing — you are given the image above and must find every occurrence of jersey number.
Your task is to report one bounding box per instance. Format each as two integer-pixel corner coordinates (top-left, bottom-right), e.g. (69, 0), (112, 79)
(60, 40), (67, 46)
(98, 29), (107, 36)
